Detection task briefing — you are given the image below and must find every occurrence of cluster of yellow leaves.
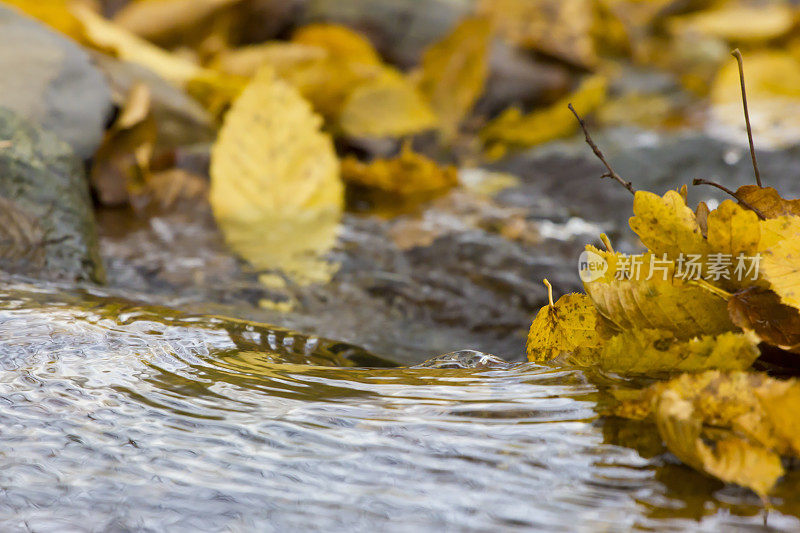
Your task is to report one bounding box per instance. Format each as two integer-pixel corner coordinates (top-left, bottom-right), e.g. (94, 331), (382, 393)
(528, 181), (800, 495)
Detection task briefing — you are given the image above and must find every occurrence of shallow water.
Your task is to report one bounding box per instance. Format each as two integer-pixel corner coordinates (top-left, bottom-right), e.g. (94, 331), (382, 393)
(0, 283), (799, 532)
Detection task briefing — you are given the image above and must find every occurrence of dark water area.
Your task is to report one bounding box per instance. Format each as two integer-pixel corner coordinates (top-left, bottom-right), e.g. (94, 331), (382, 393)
(1, 282), (799, 531)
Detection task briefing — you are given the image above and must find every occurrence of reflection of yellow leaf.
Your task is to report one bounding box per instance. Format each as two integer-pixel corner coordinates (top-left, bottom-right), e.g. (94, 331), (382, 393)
(668, 4), (795, 43)
(477, 0), (596, 67)
(569, 329), (759, 374)
(339, 71), (437, 138)
(526, 290), (603, 363)
(583, 248), (735, 340)
(482, 75), (606, 150)
(417, 17), (491, 140)
(292, 23), (381, 65)
(629, 189), (709, 260)
(340, 143), (457, 195)
(210, 68), (343, 285)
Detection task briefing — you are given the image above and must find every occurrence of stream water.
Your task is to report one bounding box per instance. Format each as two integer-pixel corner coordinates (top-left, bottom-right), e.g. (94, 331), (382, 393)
(1, 281), (799, 532)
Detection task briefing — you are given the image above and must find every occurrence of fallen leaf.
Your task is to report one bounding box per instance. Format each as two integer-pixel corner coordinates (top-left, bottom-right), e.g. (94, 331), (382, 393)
(292, 23), (382, 65)
(729, 287), (800, 352)
(3, 0), (87, 42)
(526, 289), (604, 363)
(416, 16), (492, 140)
(735, 185), (800, 219)
(629, 189), (709, 260)
(339, 70), (437, 138)
(209, 67), (343, 285)
(481, 74), (607, 151)
(667, 4), (795, 43)
(340, 143), (457, 195)
(761, 235), (800, 311)
(569, 329), (759, 374)
(213, 42), (327, 78)
(113, 0), (241, 43)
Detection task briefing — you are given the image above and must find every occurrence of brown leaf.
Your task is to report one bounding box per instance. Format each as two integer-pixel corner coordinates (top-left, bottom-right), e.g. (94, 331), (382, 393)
(736, 185), (800, 219)
(729, 287), (800, 352)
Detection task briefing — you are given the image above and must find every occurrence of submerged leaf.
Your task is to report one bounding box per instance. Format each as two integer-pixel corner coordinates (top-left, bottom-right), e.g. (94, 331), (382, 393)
(526, 292), (603, 363)
(210, 67), (343, 285)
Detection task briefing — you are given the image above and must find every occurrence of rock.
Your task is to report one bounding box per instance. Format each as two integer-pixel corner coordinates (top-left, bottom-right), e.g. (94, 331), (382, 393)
(0, 6), (113, 159)
(413, 350), (513, 369)
(0, 108), (104, 282)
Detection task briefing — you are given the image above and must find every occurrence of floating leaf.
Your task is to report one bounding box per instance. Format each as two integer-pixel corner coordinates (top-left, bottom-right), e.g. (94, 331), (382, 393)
(339, 71), (437, 138)
(210, 67), (343, 285)
(482, 74), (606, 150)
(526, 288), (603, 363)
(569, 329), (759, 374)
(417, 16), (492, 140)
(340, 143), (457, 195)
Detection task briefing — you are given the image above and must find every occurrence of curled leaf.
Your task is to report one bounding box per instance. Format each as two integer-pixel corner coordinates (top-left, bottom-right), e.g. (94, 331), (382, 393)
(729, 287), (800, 352)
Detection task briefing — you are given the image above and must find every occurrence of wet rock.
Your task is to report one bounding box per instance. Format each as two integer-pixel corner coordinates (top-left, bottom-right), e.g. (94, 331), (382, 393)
(0, 108), (104, 282)
(413, 350), (513, 369)
(0, 6), (113, 159)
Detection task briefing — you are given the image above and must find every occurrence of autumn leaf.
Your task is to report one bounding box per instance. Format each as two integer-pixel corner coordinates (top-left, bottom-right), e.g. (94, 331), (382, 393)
(340, 143), (458, 196)
(667, 4), (795, 43)
(113, 0), (240, 43)
(568, 329), (759, 374)
(735, 185), (800, 219)
(210, 67), (343, 285)
(416, 16), (492, 141)
(526, 283), (604, 363)
(3, 0), (86, 43)
(582, 248), (736, 340)
(629, 189), (709, 260)
(292, 23), (382, 65)
(760, 236), (800, 311)
(213, 42), (327, 78)
(728, 287), (800, 352)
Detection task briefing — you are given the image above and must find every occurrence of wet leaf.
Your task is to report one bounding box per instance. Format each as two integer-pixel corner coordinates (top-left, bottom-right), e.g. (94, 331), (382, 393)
(417, 16), (492, 140)
(583, 248), (736, 340)
(340, 143), (458, 195)
(339, 71), (437, 138)
(526, 291), (604, 363)
(729, 287), (800, 352)
(569, 329), (759, 374)
(210, 67), (343, 285)
(481, 75), (606, 151)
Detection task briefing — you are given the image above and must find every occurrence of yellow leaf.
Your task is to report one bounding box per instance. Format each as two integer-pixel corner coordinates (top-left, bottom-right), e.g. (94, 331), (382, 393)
(113, 0), (240, 43)
(3, 0), (86, 42)
(629, 189), (709, 260)
(736, 185), (800, 219)
(476, 0), (596, 67)
(761, 236), (800, 311)
(706, 200), (761, 257)
(292, 23), (381, 66)
(340, 143), (458, 195)
(668, 4), (795, 43)
(339, 71), (437, 138)
(526, 285), (604, 363)
(481, 74), (607, 150)
(417, 16), (492, 140)
(209, 67), (343, 285)
(214, 42), (327, 78)
(569, 329), (759, 374)
(583, 248), (736, 339)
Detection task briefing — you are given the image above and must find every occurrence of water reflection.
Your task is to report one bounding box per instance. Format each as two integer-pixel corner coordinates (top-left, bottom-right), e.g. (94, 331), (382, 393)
(0, 283), (798, 531)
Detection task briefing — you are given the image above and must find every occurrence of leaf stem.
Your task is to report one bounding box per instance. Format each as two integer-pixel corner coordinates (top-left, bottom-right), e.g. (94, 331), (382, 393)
(692, 178), (766, 220)
(568, 103), (635, 195)
(732, 49), (762, 187)
(543, 279), (554, 307)
(600, 233), (614, 253)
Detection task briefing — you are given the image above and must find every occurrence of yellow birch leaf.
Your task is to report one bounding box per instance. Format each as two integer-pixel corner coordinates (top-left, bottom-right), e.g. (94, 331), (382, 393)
(526, 286), (603, 363)
(570, 329), (759, 374)
(706, 200), (761, 257)
(583, 248), (735, 339)
(754, 381), (800, 456)
(417, 16), (492, 140)
(209, 67), (343, 285)
(292, 23), (382, 66)
(340, 143), (458, 195)
(481, 75), (607, 150)
(759, 215), (800, 251)
(339, 71), (437, 138)
(761, 237), (800, 311)
(628, 189), (709, 260)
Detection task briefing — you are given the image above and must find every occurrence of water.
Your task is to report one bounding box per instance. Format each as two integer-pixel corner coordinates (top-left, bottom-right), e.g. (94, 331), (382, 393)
(0, 282), (799, 532)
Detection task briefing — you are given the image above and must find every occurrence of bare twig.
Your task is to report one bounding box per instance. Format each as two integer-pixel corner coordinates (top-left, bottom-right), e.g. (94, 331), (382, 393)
(692, 178), (766, 220)
(568, 103), (635, 195)
(732, 49), (762, 187)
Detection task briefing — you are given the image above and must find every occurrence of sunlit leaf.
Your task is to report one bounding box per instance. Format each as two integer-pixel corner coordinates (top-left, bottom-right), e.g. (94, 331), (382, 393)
(629, 189), (709, 260)
(526, 291), (604, 363)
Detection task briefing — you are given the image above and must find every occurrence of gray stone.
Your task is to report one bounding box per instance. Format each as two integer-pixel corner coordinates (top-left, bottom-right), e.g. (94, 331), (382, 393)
(0, 108), (104, 282)
(0, 5), (113, 159)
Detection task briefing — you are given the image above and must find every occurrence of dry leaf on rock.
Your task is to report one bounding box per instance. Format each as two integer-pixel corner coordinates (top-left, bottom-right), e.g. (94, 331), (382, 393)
(210, 67), (343, 286)
(340, 144), (457, 195)
(526, 291), (603, 363)
(416, 16), (492, 140)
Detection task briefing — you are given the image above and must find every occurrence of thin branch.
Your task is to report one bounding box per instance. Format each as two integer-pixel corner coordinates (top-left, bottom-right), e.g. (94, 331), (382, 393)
(568, 103), (635, 195)
(692, 178), (766, 220)
(732, 49), (762, 187)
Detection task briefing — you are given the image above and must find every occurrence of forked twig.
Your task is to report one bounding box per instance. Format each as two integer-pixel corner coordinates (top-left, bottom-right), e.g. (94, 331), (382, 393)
(568, 103), (635, 195)
(732, 49), (762, 187)
(692, 178), (766, 220)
